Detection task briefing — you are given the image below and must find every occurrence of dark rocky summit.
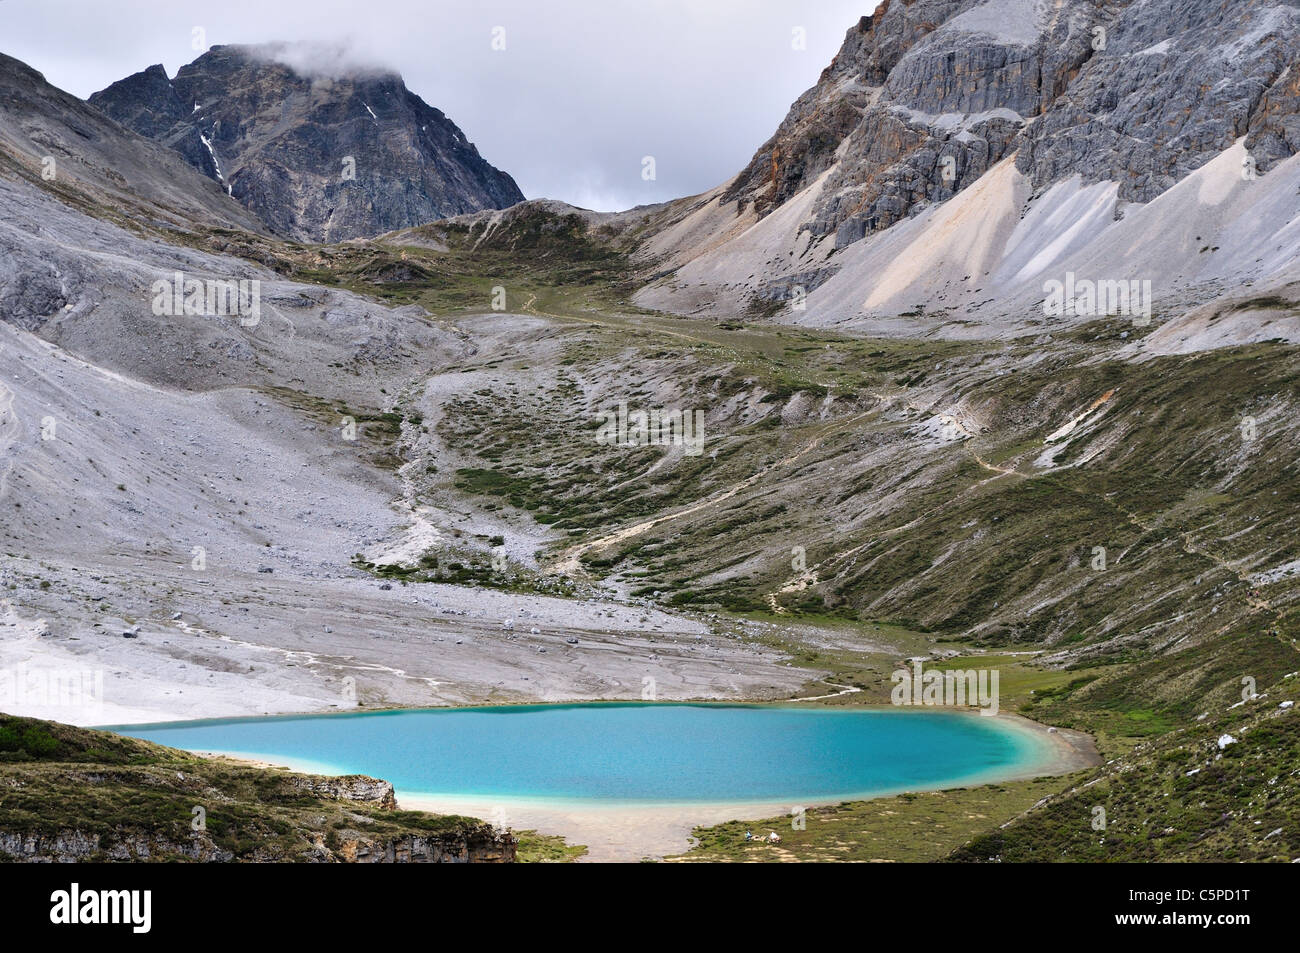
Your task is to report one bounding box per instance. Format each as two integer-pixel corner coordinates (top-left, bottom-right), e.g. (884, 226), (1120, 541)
(89, 43), (525, 242)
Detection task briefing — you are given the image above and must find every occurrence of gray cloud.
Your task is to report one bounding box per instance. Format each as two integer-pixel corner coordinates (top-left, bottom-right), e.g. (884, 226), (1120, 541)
(245, 41), (395, 79)
(1, 0), (873, 211)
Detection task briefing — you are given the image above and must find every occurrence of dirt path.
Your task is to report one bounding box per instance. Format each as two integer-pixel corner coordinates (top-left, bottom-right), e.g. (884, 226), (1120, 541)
(782, 680), (863, 702)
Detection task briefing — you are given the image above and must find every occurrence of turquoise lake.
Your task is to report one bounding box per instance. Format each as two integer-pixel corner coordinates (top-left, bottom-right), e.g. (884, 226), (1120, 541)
(107, 703), (1050, 805)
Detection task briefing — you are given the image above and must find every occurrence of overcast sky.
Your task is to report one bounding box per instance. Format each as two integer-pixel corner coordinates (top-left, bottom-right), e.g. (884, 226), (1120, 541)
(1, 0), (875, 211)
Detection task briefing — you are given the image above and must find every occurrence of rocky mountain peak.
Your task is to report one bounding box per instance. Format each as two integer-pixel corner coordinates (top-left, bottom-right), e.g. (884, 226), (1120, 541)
(89, 42), (524, 242)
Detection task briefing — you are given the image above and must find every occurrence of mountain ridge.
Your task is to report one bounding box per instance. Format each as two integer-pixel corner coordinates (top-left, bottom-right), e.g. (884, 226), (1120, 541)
(0, 51), (265, 236)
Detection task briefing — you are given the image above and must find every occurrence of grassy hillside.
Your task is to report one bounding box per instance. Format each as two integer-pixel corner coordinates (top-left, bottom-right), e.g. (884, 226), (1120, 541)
(669, 775), (1079, 862)
(0, 714), (514, 862)
(949, 673), (1300, 862)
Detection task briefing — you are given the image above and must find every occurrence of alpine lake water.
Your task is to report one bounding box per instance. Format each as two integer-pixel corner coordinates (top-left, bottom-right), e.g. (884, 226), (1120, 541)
(107, 702), (1054, 806)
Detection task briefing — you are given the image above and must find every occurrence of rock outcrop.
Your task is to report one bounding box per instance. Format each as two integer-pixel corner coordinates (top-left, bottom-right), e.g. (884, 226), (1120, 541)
(333, 826), (517, 864)
(0, 824), (516, 863)
(286, 773), (398, 809)
(89, 43), (525, 242)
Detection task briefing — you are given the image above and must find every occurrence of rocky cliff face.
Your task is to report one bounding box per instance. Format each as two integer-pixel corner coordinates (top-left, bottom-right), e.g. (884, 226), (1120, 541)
(721, 0), (1300, 249)
(724, 0), (1072, 248)
(0, 823), (516, 863)
(334, 826), (517, 863)
(1019, 0), (1300, 200)
(639, 0), (1300, 323)
(88, 44), (525, 242)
